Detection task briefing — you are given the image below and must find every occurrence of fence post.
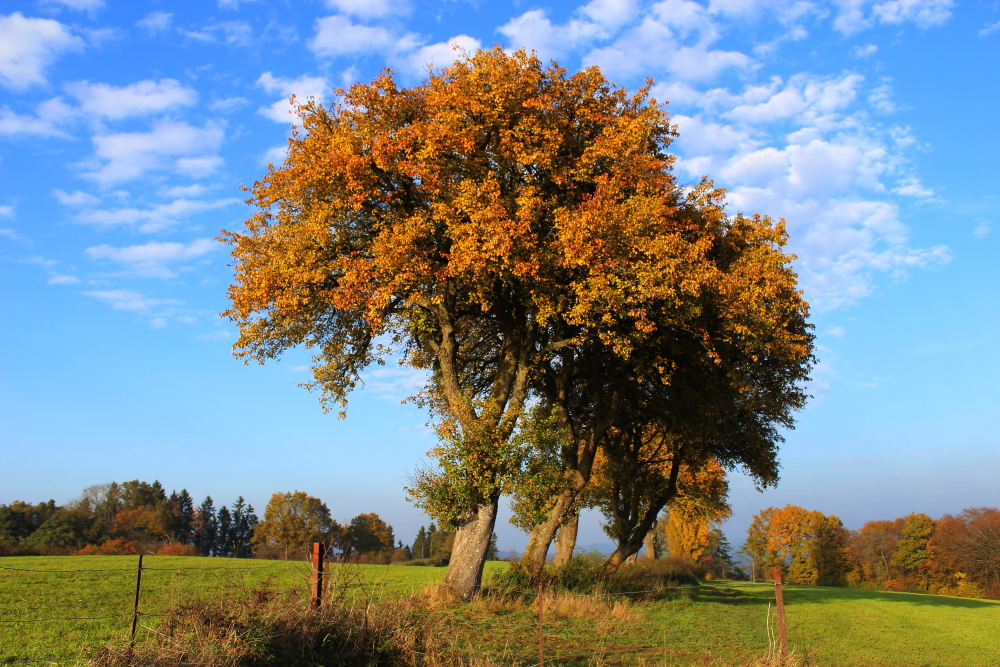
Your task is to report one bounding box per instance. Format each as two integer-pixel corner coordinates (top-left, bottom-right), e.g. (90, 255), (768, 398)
(537, 580), (545, 667)
(311, 542), (325, 609)
(130, 553), (144, 647)
(773, 567), (788, 660)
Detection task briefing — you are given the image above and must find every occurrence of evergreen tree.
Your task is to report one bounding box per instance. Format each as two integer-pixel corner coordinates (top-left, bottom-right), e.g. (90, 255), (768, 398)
(425, 523), (436, 559)
(177, 490), (194, 544)
(217, 506), (233, 557)
(487, 532), (499, 561)
(413, 526), (427, 560)
(194, 496), (218, 557)
(231, 497), (258, 558)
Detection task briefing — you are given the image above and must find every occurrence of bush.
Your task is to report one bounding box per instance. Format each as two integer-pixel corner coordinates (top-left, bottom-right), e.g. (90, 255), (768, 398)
(90, 577), (502, 667)
(155, 543), (198, 556)
(75, 538), (139, 556)
(484, 552), (700, 598)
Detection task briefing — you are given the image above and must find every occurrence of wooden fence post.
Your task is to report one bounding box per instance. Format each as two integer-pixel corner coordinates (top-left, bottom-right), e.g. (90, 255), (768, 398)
(130, 554), (144, 647)
(537, 580), (545, 667)
(773, 567), (788, 660)
(311, 542), (325, 609)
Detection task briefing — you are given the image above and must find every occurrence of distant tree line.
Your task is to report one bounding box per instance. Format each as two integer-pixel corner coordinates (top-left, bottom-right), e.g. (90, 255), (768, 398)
(0, 481), (259, 557)
(0, 483), (501, 566)
(741, 504), (1000, 599)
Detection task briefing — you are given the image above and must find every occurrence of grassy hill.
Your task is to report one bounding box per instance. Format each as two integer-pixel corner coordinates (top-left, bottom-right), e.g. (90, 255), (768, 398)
(1, 555), (998, 666)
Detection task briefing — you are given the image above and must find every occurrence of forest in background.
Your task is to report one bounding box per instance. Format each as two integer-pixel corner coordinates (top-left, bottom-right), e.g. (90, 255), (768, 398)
(0, 480), (499, 565)
(3, 480), (997, 601)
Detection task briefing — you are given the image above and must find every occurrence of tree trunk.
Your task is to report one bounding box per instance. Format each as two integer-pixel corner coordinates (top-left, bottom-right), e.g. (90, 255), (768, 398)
(554, 510), (579, 566)
(521, 487), (578, 578)
(642, 518), (658, 561)
(444, 496), (499, 600)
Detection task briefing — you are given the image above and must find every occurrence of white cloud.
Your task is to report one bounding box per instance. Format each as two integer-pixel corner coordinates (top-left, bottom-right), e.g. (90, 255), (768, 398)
(75, 197), (239, 233)
(54, 189), (100, 206)
(973, 219), (991, 238)
(324, 0), (411, 19)
(83, 120), (225, 186)
(158, 184), (210, 198)
(726, 73), (862, 124)
(498, 10), (604, 63)
(0, 13), (83, 90)
(309, 15), (403, 58)
(256, 72), (328, 123)
(86, 238), (217, 278)
(136, 11), (172, 35)
(183, 21), (254, 47)
(48, 273), (80, 284)
(668, 72), (950, 310)
(261, 144), (287, 166)
(84, 289), (181, 313)
(583, 12), (751, 81)
(0, 99), (72, 138)
(833, 0), (954, 34)
(981, 21), (1000, 37)
(362, 366), (429, 402)
(0, 226), (31, 246)
(851, 43), (878, 58)
(891, 176), (933, 199)
(403, 35), (483, 77)
(209, 96), (249, 113)
(580, 0), (641, 30)
(0, 206), (13, 218)
(66, 79), (197, 119)
(872, 0), (953, 29)
(41, 0), (105, 11)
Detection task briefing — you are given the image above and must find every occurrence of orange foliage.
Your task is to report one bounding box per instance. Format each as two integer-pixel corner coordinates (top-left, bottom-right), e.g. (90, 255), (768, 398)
(75, 538), (139, 556)
(155, 543), (198, 556)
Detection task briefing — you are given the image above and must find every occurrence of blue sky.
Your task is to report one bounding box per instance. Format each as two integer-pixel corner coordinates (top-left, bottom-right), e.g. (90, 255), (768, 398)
(1, 0), (997, 555)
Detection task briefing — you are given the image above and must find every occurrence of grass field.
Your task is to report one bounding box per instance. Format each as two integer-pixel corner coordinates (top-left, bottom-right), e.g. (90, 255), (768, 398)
(2, 555), (999, 666)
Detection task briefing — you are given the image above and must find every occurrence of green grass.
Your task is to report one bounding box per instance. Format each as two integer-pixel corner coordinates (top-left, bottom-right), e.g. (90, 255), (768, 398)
(2, 556), (999, 666)
(0, 554), (507, 664)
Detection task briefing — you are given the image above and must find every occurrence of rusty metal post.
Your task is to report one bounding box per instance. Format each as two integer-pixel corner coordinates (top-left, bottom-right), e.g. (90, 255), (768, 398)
(311, 542), (325, 609)
(537, 580), (545, 667)
(773, 567), (788, 660)
(130, 554), (143, 646)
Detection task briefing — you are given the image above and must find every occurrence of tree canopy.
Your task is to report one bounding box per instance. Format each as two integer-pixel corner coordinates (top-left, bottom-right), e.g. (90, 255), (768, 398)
(223, 47), (813, 598)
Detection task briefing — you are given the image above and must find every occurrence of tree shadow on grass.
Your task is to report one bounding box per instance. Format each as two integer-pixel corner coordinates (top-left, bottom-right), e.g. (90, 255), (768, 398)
(696, 581), (1000, 610)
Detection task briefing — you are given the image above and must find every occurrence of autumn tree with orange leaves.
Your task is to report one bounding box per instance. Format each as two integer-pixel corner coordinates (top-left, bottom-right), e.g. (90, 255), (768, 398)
(223, 47), (813, 599)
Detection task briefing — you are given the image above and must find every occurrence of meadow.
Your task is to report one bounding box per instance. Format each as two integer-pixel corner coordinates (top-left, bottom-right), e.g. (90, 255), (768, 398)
(1, 555), (998, 666)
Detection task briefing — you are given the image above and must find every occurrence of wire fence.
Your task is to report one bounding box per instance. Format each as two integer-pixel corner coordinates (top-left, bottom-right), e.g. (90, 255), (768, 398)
(0, 553), (788, 667)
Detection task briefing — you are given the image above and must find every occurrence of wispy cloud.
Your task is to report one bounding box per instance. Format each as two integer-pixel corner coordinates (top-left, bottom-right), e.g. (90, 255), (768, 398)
(81, 121), (225, 186)
(84, 289), (182, 313)
(86, 238), (218, 278)
(66, 79), (197, 120)
(73, 197), (239, 233)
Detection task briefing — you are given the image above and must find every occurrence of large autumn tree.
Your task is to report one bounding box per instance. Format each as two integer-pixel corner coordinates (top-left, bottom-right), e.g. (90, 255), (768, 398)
(223, 47), (812, 599)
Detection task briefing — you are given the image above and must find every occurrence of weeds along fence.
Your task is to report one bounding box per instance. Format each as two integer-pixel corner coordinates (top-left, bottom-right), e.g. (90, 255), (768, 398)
(0, 547), (416, 666)
(1, 547), (793, 667)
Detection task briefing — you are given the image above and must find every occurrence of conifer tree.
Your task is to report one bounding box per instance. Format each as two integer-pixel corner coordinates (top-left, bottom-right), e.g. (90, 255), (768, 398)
(217, 506), (233, 557)
(195, 496), (218, 557)
(413, 526), (427, 561)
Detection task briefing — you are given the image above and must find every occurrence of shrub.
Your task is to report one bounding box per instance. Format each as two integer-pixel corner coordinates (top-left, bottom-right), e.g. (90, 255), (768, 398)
(90, 577), (502, 667)
(75, 538), (139, 556)
(155, 543), (198, 556)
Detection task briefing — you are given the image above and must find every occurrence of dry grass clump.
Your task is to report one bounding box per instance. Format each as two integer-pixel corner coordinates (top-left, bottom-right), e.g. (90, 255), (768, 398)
(89, 577), (503, 667)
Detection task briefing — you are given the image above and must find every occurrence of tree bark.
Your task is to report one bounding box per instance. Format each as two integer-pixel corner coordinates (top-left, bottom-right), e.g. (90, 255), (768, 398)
(642, 517), (659, 561)
(521, 486), (579, 577)
(444, 495), (500, 600)
(554, 510), (579, 566)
